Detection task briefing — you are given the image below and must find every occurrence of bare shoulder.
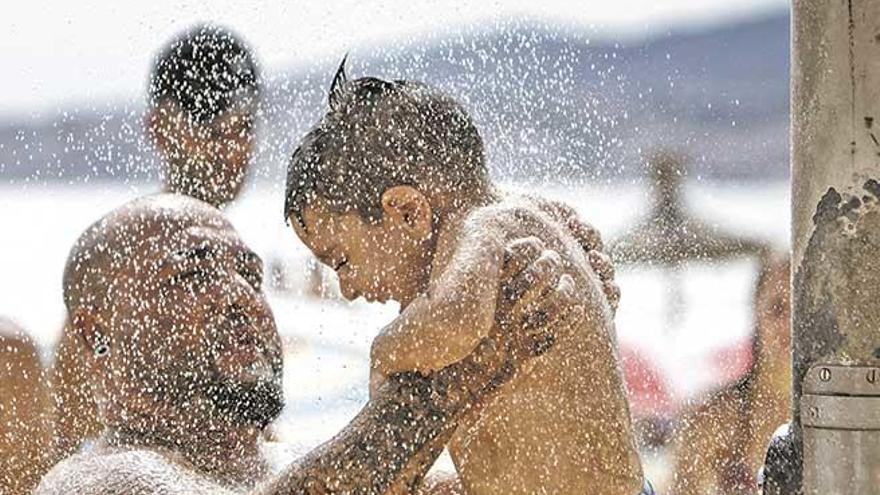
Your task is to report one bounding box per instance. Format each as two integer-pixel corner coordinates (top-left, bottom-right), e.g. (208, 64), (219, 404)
(679, 378), (751, 443)
(463, 194), (570, 244)
(36, 448), (227, 495)
(463, 195), (588, 269)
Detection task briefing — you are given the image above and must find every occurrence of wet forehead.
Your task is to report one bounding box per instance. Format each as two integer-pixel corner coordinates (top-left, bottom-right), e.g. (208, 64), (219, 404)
(294, 198), (357, 252)
(119, 217), (257, 277)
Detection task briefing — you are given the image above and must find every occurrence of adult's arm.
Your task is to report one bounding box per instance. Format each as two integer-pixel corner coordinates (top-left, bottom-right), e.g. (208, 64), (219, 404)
(37, 347), (513, 495)
(256, 337), (517, 495)
(260, 238), (576, 495)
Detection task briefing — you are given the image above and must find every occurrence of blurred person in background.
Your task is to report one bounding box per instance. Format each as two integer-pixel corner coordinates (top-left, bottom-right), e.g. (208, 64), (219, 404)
(50, 23), (262, 461)
(669, 257), (791, 495)
(147, 23), (261, 208)
(0, 317), (53, 494)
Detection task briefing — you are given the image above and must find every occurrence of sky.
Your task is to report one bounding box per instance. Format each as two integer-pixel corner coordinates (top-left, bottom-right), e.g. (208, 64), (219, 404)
(2, 0), (788, 117)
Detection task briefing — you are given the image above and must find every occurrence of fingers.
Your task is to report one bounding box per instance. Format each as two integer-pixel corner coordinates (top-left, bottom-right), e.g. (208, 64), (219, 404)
(588, 250), (620, 313)
(605, 281), (621, 313)
(502, 248), (563, 308)
(588, 250), (614, 281)
(553, 207), (620, 312)
(501, 236), (545, 281)
(508, 273), (581, 361)
(567, 215), (604, 252)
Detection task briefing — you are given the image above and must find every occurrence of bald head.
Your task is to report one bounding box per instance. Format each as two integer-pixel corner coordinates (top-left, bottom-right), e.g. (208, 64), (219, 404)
(61, 193), (282, 437)
(63, 193), (231, 313)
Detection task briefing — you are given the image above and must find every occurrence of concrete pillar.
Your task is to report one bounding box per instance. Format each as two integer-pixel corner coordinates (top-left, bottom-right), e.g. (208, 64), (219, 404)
(777, 0), (880, 493)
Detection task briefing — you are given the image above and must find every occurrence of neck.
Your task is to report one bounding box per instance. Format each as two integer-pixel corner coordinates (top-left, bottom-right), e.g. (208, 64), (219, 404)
(103, 414), (266, 484)
(396, 189), (499, 309)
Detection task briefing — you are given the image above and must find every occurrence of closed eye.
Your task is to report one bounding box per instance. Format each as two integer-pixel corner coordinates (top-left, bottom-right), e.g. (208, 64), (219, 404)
(238, 268), (263, 291)
(167, 268), (209, 289)
(235, 251), (264, 291)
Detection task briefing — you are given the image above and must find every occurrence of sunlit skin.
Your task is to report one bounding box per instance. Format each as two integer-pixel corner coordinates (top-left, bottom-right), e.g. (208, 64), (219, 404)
(291, 188), (436, 307)
(292, 189), (644, 495)
(0, 318), (53, 495)
(50, 97), (259, 461)
(670, 258), (791, 495)
(148, 98), (257, 208)
(38, 194), (581, 494)
(59, 196), (282, 483)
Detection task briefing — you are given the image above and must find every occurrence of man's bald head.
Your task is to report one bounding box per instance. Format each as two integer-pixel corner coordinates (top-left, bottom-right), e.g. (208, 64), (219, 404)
(63, 194), (230, 313)
(62, 193), (282, 438)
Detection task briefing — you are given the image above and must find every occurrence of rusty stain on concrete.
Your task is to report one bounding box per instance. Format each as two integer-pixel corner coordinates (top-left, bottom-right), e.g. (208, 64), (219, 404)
(794, 180), (880, 416)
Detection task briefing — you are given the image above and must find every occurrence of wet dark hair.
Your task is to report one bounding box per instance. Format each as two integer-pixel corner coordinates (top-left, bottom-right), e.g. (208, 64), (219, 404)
(149, 24), (260, 124)
(284, 59), (489, 226)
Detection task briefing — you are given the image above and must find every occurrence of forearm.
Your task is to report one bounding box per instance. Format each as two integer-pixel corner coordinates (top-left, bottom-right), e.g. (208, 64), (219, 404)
(371, 235), (505, 378)
(371, 292), (493, 377)
(259, 350), (504, 495)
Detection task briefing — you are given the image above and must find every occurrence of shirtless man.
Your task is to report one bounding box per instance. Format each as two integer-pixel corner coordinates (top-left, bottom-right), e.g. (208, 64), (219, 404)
(52, 24), (262, 458)
(148, 24), (260, 207)
(0, 318), (53, 494)
(37, 193), (587, 494)
(670, 257), (791, 495)
(285, 64), (648, 494)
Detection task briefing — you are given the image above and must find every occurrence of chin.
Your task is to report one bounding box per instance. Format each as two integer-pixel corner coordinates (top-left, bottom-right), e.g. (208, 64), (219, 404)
(340, 286), (359, 301)
(366, 294), (389, 304)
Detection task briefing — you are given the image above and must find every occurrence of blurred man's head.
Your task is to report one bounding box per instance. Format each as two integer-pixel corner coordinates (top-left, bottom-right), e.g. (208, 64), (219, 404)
(284, 63), (490, 303)
(147, 25), (260, 208)
(754, 257), (791, 357)
(63, 194), (283, 444)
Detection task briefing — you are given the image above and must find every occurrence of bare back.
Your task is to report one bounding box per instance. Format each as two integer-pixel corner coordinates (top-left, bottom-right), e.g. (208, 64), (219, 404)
(0, 320), (53, 495)
(35, 440), (305, 495)
(445, 196), (643, 495)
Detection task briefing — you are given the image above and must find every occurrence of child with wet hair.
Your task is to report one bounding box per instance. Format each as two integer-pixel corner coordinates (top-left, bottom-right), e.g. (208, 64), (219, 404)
(285, 60), (651, 495)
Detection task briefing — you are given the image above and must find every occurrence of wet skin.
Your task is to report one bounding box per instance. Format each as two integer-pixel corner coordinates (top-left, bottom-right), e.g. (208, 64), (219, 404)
(38, 194), (579, 494)
(149, 101), (258, 208)
(292, 190), (642, 495)
(52, 101), (260, 460)
(0, 319), (53, 495)
(670, 259), (792, 495)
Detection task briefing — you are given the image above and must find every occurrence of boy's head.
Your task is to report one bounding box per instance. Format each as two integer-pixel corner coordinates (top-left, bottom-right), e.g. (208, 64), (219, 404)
(147, 24), (260, 208)
(285, 60), (490, 304)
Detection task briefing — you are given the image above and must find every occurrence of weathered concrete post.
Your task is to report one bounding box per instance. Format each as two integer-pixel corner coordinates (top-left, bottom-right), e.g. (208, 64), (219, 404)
(768, 0), (880, 493)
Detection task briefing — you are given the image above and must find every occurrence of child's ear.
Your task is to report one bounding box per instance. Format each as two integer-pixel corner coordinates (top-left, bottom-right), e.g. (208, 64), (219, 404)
(380, 186), (433, 240)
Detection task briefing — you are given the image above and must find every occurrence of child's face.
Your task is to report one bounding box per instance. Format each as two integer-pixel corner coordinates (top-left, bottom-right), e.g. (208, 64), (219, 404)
(292, 197), (434, 305)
